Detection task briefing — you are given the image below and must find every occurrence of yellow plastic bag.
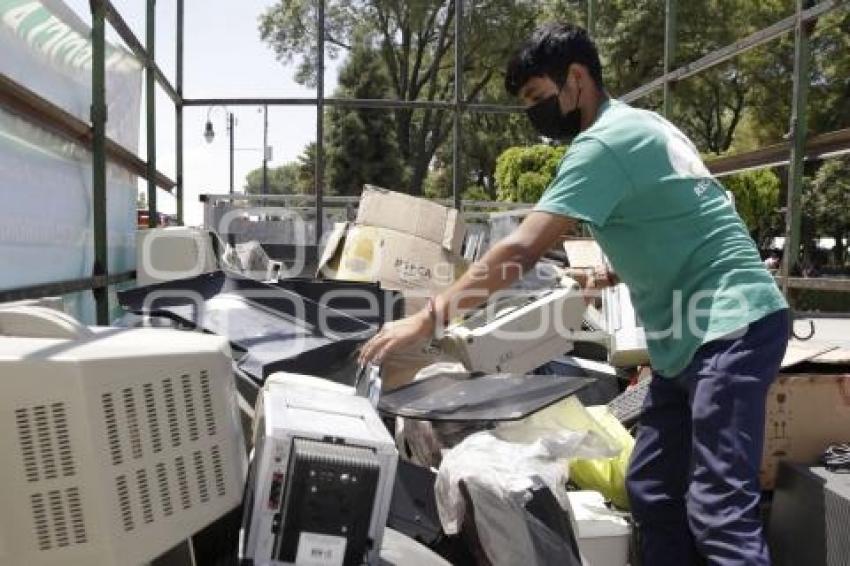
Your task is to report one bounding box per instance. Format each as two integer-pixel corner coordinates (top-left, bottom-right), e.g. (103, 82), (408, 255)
(568, 406), (635, 510)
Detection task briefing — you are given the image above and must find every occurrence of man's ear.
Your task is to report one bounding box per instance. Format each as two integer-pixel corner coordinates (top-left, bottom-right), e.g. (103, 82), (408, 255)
(568, 63), (585, 88)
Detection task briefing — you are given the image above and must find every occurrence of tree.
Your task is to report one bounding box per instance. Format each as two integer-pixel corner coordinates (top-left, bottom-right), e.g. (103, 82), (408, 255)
(805, 157), (850, 267)
(244, 162), (301, 195)
(586, 0), (795, 155)
(296, 142), (317, 195)
(722, 169), (782, 249)
(324, 43), (405, 195)
(429, 72), (540, 199)
(259, 0), (541, 195)
(494, 144), (566, 203)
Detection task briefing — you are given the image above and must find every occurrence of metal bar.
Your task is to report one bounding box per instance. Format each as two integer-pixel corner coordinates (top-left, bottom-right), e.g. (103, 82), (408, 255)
(587, 0), (596, 36)
(153, 67), (180, 105)
(262, 104), (268, 195)
(176, 0), (184, 223)
(452, 0), (463, 210)
(775, 277), (850, 293)
(184, 97), (317, 107)
(466, 103), (524, 114)
(0, 272), (137, 305)
(780, 0), (814, 293)
(98, 0), (181, 105)
(90, 0), (109, 325)
(229, 112), (235, 193)
(707, 127), (850, 177)
(662, 0), (677, 117)
(621, 0), (841, 103)
(183, 97), (525, 114)
(146, 0), (157, 228)
(0, 72), (176, 190)
(199, 193), (536, 208)
(315, 0), (325, 244)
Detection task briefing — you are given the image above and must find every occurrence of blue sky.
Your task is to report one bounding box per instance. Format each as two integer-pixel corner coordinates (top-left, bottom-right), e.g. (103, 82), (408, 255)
(63, 0), (340, 226)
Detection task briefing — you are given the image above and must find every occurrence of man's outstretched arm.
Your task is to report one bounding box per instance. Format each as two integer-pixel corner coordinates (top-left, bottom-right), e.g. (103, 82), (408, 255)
(358, 211), (577, 366)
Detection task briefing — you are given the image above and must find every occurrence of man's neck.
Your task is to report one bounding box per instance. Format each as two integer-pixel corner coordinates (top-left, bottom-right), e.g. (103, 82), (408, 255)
(580, 88), (610, 131)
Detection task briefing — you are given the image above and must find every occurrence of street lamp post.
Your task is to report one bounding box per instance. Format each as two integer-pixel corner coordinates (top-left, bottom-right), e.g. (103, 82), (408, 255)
(261, 104), (268, 195)
(204, 106), (235, 194)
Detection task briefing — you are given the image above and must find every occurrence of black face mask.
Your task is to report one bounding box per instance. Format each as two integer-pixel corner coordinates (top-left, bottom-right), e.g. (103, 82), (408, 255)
(526, 84), (582, 141)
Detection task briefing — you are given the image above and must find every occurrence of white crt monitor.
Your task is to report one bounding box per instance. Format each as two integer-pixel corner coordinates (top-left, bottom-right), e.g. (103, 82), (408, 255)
(136, 226), (218, 286)
(0, 306), (247, 566)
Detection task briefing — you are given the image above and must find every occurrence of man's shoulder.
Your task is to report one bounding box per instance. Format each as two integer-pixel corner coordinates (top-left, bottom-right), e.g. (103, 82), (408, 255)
(587, 100), (660, 137)
(573, 101), (666, 161)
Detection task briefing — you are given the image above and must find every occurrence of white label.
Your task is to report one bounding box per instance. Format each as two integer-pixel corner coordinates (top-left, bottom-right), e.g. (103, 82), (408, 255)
(294, 532), (347, 566)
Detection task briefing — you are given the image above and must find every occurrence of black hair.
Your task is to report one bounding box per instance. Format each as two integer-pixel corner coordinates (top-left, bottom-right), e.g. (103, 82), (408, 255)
(505, 22), (604, 96)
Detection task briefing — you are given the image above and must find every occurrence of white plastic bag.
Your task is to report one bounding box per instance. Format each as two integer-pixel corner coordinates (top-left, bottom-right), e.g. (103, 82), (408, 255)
(435, 428), (616, 566)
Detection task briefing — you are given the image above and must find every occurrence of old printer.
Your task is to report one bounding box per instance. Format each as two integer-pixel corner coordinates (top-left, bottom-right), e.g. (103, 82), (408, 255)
(241, 380), (397, 566)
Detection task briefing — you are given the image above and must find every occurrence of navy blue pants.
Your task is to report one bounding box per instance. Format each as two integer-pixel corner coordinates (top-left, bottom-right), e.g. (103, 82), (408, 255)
(626, 309), (789, 566)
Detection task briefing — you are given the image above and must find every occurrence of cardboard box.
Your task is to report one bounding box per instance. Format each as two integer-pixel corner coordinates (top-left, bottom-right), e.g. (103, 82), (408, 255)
(761, 373), (850, 490)
(358, 186), (466, 254)
(316, 189), (468, 390)
(562, 238), (605, 268)
(566, 491), (631, 566)
(318, 222), (467, 314)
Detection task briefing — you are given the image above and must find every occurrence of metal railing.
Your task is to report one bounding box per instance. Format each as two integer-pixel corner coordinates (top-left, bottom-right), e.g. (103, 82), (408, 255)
(1, 0), (850, 320)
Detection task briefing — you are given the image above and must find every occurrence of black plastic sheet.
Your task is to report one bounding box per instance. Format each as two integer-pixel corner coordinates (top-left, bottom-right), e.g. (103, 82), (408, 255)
(273, 277), (403, 327)
(118, 271), (376, 384)
(379, 372), (592, 422)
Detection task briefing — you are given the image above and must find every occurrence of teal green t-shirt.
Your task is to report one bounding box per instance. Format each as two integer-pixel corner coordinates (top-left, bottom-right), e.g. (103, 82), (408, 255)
(535, 99), (787, 377)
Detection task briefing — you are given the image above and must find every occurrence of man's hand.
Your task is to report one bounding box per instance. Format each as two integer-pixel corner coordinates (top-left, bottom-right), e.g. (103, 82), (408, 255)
(358, 310), (434, 367)
(566, 264), (619, 305)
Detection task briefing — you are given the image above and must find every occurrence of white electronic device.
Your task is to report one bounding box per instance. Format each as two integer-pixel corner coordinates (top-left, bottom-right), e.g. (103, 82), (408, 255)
(0, 306), (247, 566)
(562, 239), (649, 368)
(242, 381), (398, 566)
(601, 283), (649, 367)
(136, 226), (219, 286)
(440, 280), (586, 374)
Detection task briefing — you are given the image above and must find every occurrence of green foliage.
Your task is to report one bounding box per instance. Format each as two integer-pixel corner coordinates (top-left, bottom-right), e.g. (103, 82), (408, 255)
(244, 162), (302, 195)
(804, 157), (850, 266)
(324, 44), (405, 195)
(722, 169), (782, 248)
(423, 167), (450, 199)
(494, 145), (566, 203)
(259, 0), (544, 195)
(462, 184), (489, 202)
(259, 0), (850, 264)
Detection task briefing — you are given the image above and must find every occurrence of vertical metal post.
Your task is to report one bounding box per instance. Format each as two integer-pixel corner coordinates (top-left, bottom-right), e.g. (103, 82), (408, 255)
(175, 0), (184, 224)
(452, 0), (463, 210)
(90, 0), (109, 325)
(663, 0), (677, 117)
(587, 0), (596, 37)
(780, 0), (813, 293)
(262, 104), (268, 195)
(315, 0), (325, 242)
(146, 0), (157, 228)
(228, 113), (235, 194)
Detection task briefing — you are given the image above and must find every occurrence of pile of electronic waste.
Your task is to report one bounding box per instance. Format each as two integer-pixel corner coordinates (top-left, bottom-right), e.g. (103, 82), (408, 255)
(0, 187), (786, 566)
(6, 188), (847, 565)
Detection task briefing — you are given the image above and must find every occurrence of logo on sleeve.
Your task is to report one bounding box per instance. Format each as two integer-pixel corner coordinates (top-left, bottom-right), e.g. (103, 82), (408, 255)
(666, 135), (711, 179)
(651, 113), (712, 179)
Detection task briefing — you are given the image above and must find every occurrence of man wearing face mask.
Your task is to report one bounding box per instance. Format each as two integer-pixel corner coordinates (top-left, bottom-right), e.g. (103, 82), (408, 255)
(359, 22), (789, 566)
